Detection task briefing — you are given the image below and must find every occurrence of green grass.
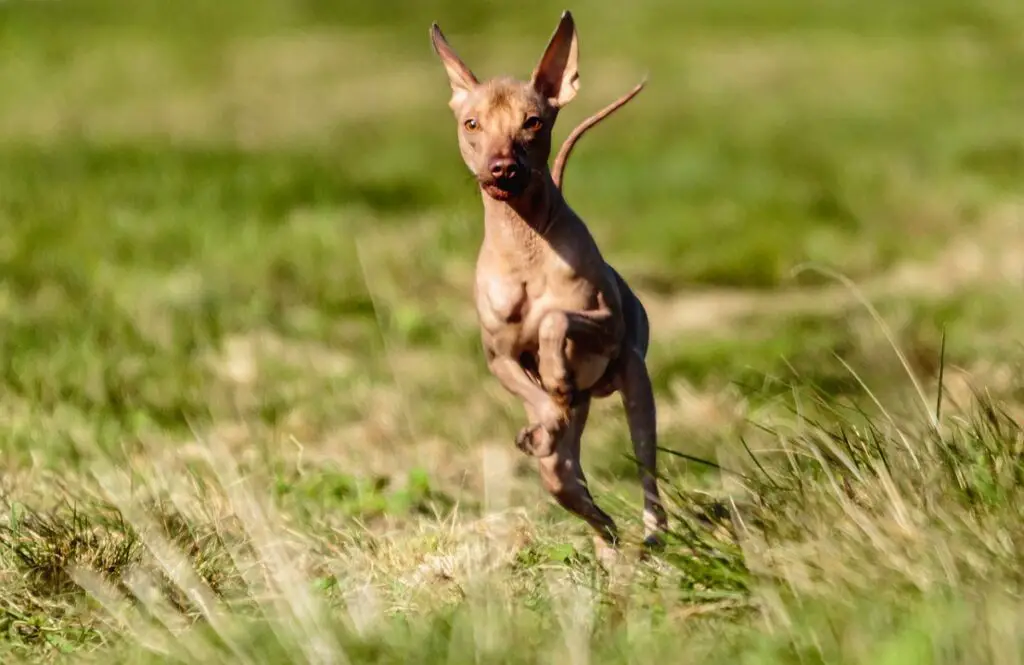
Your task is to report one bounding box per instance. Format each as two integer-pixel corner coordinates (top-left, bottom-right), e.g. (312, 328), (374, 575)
(1, 0), (1024, 662)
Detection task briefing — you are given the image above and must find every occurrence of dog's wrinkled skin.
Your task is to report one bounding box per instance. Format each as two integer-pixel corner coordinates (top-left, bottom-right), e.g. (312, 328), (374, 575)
(430, 10), (667, 562)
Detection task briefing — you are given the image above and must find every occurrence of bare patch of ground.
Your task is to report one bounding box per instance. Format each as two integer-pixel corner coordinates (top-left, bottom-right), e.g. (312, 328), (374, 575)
(643, 198), (1024, 339)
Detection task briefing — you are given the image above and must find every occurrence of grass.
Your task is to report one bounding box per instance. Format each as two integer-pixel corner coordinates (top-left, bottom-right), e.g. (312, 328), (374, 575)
(1, 0), (1024, 662)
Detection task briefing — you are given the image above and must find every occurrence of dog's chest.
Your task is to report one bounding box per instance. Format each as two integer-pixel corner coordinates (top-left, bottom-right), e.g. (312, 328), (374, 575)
(479, 274), (530, 326)
(476, 266), (591, 351)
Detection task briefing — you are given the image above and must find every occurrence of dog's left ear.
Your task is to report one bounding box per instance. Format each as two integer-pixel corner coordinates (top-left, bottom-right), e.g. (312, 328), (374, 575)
(531, 10), (580, 108)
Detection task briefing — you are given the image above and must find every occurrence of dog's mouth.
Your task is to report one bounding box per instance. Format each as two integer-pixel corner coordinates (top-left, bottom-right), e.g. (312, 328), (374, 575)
(479, 171), (530, 201)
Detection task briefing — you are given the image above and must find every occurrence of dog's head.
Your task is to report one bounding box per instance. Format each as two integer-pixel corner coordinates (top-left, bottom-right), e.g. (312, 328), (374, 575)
(430, 11), (579, 202)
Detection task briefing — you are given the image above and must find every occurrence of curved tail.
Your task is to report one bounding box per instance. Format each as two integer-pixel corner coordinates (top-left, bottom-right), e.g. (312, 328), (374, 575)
(550, 78), (647, 190)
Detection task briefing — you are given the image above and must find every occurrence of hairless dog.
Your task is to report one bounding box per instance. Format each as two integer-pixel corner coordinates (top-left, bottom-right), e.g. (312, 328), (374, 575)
(430, 10), (667, 565)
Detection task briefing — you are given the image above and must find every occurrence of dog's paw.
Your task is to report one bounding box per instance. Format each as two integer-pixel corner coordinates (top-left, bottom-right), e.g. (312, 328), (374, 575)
(593, 538), (621, 573)
(515, 424), (557, 457)
(550, 376), (577, 407)
(639, 533), (667, 559)
(537, 398), (571, 430)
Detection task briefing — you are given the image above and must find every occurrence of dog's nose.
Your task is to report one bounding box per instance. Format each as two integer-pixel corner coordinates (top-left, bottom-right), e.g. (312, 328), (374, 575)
(489, 157), (518, 180)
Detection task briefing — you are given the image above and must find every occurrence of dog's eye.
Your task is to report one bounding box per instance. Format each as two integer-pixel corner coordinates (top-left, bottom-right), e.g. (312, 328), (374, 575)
(523, 116), (543, 131)
(463, 118), (480, 132)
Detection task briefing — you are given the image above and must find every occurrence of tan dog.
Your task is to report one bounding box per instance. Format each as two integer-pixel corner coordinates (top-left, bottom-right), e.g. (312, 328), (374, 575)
(430, 11), (667, 561)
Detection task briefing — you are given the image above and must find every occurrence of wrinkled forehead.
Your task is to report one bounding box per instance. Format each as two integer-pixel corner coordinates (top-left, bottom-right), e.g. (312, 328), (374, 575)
(463, 78), (546, 124)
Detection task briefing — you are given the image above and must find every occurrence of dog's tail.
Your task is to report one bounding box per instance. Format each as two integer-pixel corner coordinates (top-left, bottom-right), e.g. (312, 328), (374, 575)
(550, 78), (647, 190)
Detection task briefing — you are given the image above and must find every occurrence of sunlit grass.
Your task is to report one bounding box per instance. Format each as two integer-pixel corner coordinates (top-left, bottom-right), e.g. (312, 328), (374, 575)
(1, 0), (1024, 662)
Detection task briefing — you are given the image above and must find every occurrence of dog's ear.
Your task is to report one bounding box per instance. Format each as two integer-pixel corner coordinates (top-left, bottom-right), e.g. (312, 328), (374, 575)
(430, 23), (479, 109)
(531, 11), (579, 108)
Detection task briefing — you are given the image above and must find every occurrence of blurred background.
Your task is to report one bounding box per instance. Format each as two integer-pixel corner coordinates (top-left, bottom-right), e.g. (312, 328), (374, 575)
(3, 0), (1022, 458)
(1, 0), (1023, 661)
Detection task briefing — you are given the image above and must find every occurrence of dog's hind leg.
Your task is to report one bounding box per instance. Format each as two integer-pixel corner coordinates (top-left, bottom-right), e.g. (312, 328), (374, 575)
(615, 343), (668, 546)
(537, 393), (619, 562)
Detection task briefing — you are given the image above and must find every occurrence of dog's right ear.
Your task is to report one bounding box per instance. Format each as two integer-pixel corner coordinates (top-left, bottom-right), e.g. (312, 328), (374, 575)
(430, 23), (479, 109)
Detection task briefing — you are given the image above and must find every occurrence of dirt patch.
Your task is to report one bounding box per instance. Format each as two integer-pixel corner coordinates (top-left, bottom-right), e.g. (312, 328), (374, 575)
(644, 198), (1024, 340)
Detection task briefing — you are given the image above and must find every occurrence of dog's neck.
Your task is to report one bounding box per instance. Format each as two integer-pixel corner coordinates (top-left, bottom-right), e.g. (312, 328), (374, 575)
(480, 169), (564, 256)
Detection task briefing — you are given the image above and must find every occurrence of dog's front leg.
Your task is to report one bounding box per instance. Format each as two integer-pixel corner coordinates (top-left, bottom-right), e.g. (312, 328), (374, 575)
(485, 352), (569, 447)
(536, 307), (622, 403)
(508, 307), (623, 458)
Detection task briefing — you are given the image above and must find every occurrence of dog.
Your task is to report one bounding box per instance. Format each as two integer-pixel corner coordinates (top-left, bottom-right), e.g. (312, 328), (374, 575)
(430, 10), (667, 563)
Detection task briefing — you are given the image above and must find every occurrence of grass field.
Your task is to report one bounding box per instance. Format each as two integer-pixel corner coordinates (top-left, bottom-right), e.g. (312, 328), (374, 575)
(1, 0), (1024, 662)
